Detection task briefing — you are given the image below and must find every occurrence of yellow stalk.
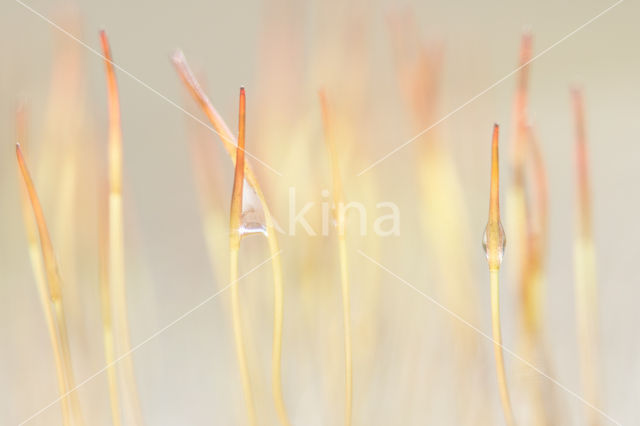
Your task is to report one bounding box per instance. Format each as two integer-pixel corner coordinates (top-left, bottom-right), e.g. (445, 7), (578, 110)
(229, 87), (257, 426)
(490, 270), (515, 426)
(484, 125), (515, 426)
(389, 14), (479, 359)
(520, 127), (556, 425)
(98, 152), (121, 425)
(571, 89), (600, 426)
(319, 90), (353, 426)
(100, 31), (144, 426)
(16, 144), (84, 426)
(172, 53), (290, 426)
(16, 108), (72, 426)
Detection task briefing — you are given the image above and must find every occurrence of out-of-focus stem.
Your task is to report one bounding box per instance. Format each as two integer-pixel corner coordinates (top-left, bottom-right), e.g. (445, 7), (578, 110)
(16, 108), (72, 426)
(100, 30), (144, 426)
(507, 35), (553, 425)
(508, 34), (533, 311)
(319, 91), (353, 426)
(98, 163), (121, 426)
(16, 144), (84, 426)
(571, 89), (600, 426)
(172, 54), (290, 426)
(512, 33), (532, 170)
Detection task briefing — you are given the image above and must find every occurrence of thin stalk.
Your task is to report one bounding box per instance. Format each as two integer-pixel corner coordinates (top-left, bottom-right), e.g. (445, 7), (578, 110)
(491, 270), (515, 426)
(100, 30), (144, 426)
(521, 127), (556, 425)
(507, 36), (553, 425)
(512, 33), (532, 169)
(509, 34), (533, 328)
(511, 34), (537, 329)
(172, 53), (290, 426)
(16, 108), (72, 426)
(229, 88), (257, 426)
(16, 144), (84, 426)
(269, 233), (287, 426)
(319, 90), (353, 426)
(98, 156), (121, 426)
(484, 125), (515, 426)
(571, 89), (600, 426)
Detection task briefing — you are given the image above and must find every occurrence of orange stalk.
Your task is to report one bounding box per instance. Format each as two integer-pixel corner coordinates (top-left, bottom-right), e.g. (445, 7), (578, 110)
(172, 54), (290, 426)
(16, 144), (84, 426)
(228, 88), (257, 426)
(16, 108), (72, 426)
(489, 125), (501, 230)
(100, 30), (144, 426)
(483, 125), (515, 426)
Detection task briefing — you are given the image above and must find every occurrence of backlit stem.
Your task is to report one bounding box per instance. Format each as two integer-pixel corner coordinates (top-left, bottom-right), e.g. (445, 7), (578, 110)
(319, 90), (353, 426)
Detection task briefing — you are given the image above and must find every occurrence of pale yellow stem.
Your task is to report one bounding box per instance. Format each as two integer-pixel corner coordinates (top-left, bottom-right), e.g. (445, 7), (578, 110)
(267, 229), (289, 426)
(229, 88), (257, 426)
(319, 91), (352, 426)
(490, 269), (516, 426)
(338, 235), (353, 426)
(52, 299), (84, 425)
(574, 237), (599, 426)
(173, 58), (290, 425)
(229, 246), (257, 426)
(572, 89), (600, 426)
(16, 144), (84, 425)
(19, 180), (72, 426)
(99, 200), (121, 426)
(100, 31), (144, 426)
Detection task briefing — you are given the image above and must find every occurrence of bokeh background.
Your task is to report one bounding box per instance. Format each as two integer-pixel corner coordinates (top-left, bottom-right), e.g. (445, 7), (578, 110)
(0, 0), (639, 424)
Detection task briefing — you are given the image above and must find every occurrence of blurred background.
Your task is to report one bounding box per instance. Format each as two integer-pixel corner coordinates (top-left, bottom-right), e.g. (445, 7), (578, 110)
(0, 0), (639, 424)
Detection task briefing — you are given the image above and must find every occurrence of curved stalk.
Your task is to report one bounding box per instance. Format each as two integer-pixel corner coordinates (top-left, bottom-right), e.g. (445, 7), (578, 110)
(484, 125), (515, 426)
(319, 91), (353, 426)
(229, 246), (256, 426)
(491, 270), (515, 426)
(16, 144), (84, 426)
(16, 109), (72, 426)
(172, 53), (290, 426)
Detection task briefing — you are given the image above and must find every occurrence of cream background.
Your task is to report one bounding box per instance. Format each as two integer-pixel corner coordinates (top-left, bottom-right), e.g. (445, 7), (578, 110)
(0, 0), (639, 424)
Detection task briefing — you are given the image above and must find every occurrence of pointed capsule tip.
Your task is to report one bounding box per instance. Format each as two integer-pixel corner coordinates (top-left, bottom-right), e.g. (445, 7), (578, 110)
(99, 30), (108, 48)
(485, 123), (505, 270)
(99, 30), (113, 63)
(489, 124), (500, 223)
(239, 87), (246, 112)
(170, 49), (185, 65)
